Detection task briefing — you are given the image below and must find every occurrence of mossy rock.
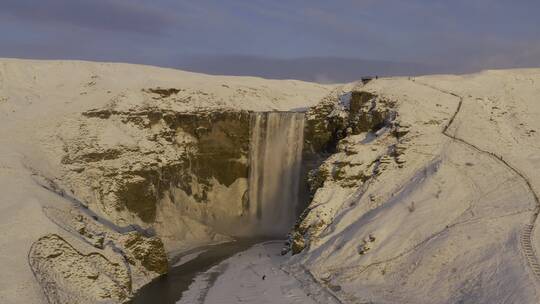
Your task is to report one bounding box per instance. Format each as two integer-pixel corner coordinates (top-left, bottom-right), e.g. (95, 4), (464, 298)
(117, 175), (157, 223)
(122, 232), (168, 274)
(291, 232), (306, 255)
(165, 110), (251, 189)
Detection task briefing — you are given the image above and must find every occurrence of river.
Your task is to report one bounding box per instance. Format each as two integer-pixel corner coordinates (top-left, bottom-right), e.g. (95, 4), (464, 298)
(132, 239), (266, 304)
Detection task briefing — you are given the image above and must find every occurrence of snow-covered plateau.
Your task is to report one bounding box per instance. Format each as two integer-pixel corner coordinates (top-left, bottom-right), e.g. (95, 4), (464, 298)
(0, 58), (539, 304)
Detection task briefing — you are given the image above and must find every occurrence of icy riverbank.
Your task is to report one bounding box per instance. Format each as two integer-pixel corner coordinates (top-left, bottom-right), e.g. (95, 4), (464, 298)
(178, 241), (340, 304)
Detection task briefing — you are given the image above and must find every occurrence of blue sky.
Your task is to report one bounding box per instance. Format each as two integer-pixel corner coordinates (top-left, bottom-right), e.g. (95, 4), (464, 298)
(1, 0), (539, 81)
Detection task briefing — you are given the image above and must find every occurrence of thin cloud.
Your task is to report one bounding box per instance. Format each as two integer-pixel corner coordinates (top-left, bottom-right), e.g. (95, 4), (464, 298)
(0, 0), (538, 78)
(0, 0), (175, 35)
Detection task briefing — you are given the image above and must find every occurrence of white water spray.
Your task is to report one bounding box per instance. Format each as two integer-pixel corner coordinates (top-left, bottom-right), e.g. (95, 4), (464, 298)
(248, 112), (305, 236)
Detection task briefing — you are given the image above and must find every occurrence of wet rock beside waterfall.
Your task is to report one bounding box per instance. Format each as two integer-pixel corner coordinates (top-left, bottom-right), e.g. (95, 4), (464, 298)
(291, 89), (399, 254)
(307, 165), (330, 195)
(291, 231), (307, 255)
(303, 96), (347, 154)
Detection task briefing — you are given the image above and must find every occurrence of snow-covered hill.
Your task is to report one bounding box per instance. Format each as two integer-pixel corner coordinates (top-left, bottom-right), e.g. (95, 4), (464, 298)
(289, 70), (540, 303)
(1, 58), (539, 304)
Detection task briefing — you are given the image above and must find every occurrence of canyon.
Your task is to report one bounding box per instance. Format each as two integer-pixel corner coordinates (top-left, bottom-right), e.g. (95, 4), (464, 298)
(0, 59), (540, 304)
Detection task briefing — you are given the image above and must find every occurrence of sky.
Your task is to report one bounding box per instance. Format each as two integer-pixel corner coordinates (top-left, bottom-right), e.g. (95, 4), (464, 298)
(1, 0), (539, 82)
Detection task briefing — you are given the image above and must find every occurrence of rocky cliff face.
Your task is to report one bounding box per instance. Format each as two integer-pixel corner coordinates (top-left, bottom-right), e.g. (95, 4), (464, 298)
(57, 90), (254, 248)
(291, 89), (403, 254)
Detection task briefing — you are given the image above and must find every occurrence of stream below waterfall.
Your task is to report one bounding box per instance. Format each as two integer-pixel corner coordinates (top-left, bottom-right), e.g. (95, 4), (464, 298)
(132, 239), (268, 304)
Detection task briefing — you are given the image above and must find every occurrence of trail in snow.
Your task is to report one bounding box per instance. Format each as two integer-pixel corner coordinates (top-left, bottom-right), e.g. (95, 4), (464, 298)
(412, 79), (540, 284)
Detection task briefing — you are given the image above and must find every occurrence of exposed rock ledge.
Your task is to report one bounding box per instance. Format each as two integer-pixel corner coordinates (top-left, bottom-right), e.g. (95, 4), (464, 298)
(292, 89), (402, 254)
(29, 231), (168, 303)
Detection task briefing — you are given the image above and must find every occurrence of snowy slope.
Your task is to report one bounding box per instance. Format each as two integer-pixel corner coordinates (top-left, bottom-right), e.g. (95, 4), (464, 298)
(290, 70), (540, 303)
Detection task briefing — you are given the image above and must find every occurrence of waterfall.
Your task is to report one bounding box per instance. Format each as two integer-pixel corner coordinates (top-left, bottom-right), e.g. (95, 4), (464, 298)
(248, 112), (305, 236)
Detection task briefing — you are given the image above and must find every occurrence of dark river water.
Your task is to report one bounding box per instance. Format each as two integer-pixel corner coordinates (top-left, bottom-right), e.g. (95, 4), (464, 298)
(131, 239), (266, 304)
